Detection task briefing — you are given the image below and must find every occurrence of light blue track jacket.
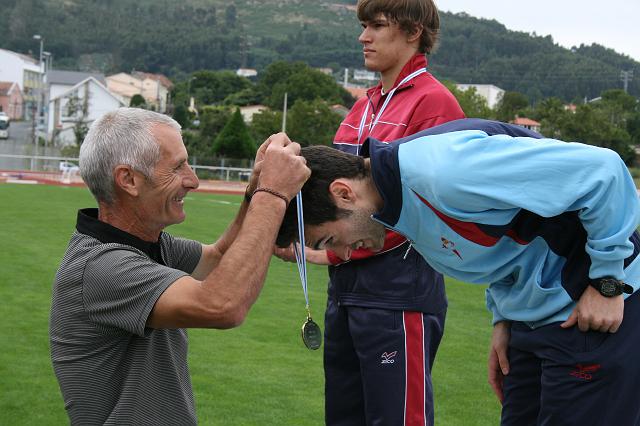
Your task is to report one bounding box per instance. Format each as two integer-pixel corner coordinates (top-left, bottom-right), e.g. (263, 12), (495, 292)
(365, 119), (640, 327)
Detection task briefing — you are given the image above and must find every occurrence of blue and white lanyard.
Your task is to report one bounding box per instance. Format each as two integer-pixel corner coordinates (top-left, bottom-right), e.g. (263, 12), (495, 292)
(293, 191), (310, 311)
(356, 68), (427, 155)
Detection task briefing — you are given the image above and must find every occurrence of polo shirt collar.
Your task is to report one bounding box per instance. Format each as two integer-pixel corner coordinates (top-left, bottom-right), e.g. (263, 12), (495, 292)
(75, 208), (164, 264)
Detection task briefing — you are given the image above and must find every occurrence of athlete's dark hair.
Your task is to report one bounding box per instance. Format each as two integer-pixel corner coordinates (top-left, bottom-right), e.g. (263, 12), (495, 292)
(357, 0), (440, 54)
(276, 145), (368, 248)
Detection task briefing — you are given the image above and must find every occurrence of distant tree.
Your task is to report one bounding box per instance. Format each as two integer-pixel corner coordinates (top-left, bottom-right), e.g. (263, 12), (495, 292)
(200, 106), (232, 148)
(250, 109), (283, 143)
(598, 89), (637, 128)
(531, 97), (569, 138)
(172, 104), (190, 128)
(495, 91), (530, 122)
(213, 108), (255, 159)
(560, 103), (634, 163)
(627, 112), (640, 146)
(190, 70), (251, 106)
(443, 82), (492, 119)
(181, 130), (209, 163)
(258, 61), (353, 110)
(223, 87), (261, 107)
(225, 4), (237, 28)
(130, 94), (146, 108)
(287, 99), (343, 147)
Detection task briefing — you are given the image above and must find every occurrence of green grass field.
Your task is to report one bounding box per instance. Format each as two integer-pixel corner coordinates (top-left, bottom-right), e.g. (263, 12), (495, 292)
(0, 183), (500, 425)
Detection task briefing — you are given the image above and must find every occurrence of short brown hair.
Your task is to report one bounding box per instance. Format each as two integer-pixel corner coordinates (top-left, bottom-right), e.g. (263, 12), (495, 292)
(357, 0), (440, 54)
(276, 146), (368, 248)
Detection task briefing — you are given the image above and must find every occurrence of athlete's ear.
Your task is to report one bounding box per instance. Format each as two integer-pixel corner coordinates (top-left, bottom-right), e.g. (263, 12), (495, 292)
(407, 24), (423, 44)
(329, 179), (357, 207)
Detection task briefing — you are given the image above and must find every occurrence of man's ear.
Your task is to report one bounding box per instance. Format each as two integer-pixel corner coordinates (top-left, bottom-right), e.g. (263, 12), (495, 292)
(329, 179), (357, 207)
(407, 24), (423, 44)
(113, 165), (141, 198)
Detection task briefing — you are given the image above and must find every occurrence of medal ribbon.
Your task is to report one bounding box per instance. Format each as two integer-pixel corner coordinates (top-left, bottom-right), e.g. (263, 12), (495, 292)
(356, 68), (427, 155)
(293, 191), (311, 315)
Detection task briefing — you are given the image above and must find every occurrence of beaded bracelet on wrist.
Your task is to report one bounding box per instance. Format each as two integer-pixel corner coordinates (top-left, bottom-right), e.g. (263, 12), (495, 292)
(251, 187), (289, 206)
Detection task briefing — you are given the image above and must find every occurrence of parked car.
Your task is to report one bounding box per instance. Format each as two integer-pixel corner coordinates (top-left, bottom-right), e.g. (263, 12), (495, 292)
(59, 161), (80, 173)
(0, 113), (9, 139)
(59, 161), (80, 183)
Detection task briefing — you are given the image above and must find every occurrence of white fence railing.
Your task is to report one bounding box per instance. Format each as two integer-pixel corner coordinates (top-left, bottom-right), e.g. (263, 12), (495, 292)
(0, 154), (253, 182)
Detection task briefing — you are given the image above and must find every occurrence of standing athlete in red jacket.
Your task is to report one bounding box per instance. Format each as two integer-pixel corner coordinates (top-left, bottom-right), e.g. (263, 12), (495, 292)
(288, 1), (465, 424)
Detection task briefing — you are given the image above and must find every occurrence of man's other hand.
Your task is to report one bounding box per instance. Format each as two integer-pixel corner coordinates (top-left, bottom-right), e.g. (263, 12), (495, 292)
(273, 244), (331, 265)
(488, 321), (510, 404)
(561, 285), (624, 333)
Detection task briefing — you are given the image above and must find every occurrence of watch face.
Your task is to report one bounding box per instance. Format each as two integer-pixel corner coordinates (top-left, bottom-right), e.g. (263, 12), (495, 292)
(601, 280), (618, 297)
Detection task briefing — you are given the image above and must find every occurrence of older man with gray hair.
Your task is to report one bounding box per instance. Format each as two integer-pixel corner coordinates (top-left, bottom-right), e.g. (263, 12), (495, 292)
(50, 107), (309, 425)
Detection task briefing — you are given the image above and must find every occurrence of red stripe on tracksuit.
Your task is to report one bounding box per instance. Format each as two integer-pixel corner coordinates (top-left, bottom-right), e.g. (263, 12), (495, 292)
(404, 311), (426, 426)
(413, 191), (530, 247)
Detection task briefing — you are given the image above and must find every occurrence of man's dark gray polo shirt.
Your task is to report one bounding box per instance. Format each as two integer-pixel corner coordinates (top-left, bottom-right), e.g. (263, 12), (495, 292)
(50, 208), (202, 425)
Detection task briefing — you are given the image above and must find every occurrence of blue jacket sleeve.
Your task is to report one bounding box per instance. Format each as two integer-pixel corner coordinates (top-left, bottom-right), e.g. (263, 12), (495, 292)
(404, 130), (640, 282)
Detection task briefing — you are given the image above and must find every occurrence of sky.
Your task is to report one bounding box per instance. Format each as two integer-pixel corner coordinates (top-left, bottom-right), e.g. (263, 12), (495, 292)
(439, 0), (640, 62)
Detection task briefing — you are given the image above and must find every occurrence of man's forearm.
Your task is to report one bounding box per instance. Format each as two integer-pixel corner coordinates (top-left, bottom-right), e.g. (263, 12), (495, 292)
(213, 195), (251, 256)
(191, 196), (251, 280)
(199, 192), (287, 325)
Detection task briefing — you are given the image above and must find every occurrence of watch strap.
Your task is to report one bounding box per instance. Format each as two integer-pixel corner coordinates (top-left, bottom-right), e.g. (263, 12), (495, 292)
(590, 277), (633, 297)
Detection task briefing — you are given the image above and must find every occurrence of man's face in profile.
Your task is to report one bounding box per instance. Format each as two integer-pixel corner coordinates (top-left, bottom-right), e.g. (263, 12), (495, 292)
(304, 207), (386, 260)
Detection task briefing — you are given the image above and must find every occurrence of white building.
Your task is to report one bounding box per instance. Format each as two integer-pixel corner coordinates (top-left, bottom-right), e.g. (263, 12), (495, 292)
(106, 72), (172, 113)
(45, 70), (107, 141)
(456, 83), (505, 109)
(236, 68), (257, 78)
(0, 48), (44, 119)
(239, 104), (267, 123)
(106, 72), (144, 106)
(48, 76), (124, 146)
(353, 69), (377, 81)
(47, 70), (107, 101)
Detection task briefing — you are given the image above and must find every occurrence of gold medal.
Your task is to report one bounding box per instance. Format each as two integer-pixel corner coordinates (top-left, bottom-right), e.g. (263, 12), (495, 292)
(301, 314), (322, 350)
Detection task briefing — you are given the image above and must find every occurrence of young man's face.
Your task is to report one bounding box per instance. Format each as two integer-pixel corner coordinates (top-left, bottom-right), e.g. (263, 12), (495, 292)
(136, 124), (200, 232)
(358, 13), (417, 75)
(304, 207), (387, 261)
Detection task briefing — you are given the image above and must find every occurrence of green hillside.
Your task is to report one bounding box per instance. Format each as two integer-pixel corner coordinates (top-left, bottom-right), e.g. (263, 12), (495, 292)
(2, 0), (638, 101)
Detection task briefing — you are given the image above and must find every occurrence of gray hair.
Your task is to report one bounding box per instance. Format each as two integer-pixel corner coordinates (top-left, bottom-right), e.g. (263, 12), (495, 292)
(79, 107), (181, 204)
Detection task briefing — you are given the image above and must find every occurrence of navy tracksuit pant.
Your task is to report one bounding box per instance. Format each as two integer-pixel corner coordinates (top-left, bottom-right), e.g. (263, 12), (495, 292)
(324, 297), (446, 426)
(502, 290), (640, 426)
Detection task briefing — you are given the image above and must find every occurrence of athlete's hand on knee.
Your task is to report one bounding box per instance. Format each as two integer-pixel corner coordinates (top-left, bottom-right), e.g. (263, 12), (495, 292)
(488, 321), (510, 404)
(560, 285), (624, 333)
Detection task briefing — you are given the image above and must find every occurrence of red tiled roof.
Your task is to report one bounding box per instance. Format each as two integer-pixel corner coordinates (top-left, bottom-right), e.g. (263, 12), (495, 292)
(0, 82), (15, 96)
(511, 117), (540, 126)
(132, 72), (173, 89)
(346, 86), (367, 100)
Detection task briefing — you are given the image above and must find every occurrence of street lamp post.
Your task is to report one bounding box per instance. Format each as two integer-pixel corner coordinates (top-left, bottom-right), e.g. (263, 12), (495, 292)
(32, 35), (44, 171)
(43, 51), (52, 72)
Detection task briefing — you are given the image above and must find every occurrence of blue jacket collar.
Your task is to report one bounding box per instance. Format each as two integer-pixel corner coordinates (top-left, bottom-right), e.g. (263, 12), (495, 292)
(361, 137), (403, 227)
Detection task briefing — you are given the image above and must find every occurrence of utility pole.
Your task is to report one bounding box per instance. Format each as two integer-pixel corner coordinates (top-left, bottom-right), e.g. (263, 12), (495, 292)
(620, 70), (633, 93)
(281, 92), (288, 132)
(32, 34), (44, 171)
